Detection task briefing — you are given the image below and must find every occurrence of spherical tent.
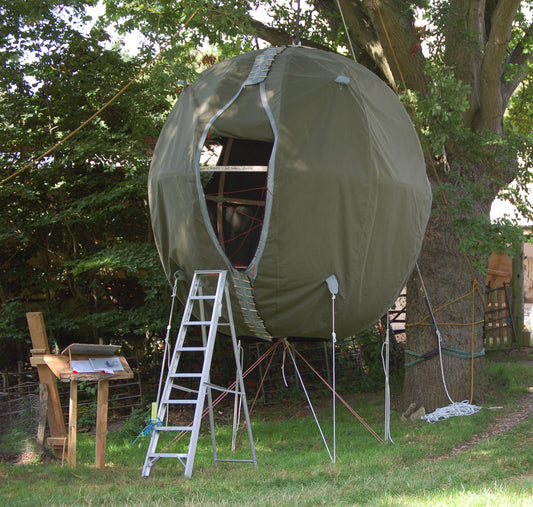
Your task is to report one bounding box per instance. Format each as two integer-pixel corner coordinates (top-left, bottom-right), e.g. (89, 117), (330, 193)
(148, 45), (432, 341)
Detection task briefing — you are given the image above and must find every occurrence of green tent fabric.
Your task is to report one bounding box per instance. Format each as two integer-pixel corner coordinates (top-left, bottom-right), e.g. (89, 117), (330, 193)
(148, 46), (432, 340)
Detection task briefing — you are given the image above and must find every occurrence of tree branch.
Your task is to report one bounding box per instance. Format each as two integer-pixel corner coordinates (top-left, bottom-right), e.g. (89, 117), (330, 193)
(335, 0), (396, 87)
(363, 0), (427, 95)
(475, 0), (521, 133)
(502, 23), (533, 108)
(248, 18), (332, 51)
(443, 0), (486, 128)
(307, 0), (387, 81)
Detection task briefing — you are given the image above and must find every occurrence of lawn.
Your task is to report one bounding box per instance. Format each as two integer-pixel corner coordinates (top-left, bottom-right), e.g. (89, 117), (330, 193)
(1, 356), (532, 506)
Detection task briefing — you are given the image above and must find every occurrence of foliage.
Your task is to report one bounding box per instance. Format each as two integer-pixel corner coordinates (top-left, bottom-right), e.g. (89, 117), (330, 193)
(352, 326), (402, 391)
(403, 63), (472, 157)
(0, 0), (214, 369)
(498, 75), (533, 228)
(259, 0), (343, 49)
(115, 405), (152, 440)
(400, 31), (531, 272)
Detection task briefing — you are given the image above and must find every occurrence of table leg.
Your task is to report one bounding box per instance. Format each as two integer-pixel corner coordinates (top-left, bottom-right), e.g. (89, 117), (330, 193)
(95, 379), (109, 470)
(68, 380), (77, 467)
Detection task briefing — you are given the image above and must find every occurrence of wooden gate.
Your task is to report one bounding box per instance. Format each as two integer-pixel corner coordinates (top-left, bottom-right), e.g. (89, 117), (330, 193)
(484, 283), (517, 350)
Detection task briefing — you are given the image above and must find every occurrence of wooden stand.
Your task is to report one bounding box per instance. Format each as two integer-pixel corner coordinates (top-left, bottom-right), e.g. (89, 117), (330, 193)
(42, 345), (133, 469)
(28, 312), (67, 456)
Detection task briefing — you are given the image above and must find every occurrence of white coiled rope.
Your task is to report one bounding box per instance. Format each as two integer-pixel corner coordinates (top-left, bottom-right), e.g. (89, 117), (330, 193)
(416, 264), (482, 423)
(421, 400), (482, 423)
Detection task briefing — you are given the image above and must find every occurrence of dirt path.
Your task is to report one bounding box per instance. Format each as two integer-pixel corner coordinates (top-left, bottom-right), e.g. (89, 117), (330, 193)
(432, 391), (533, 461)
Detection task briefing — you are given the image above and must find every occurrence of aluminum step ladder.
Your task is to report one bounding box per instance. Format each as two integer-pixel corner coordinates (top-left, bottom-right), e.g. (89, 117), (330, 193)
(142, 270), (257, 478)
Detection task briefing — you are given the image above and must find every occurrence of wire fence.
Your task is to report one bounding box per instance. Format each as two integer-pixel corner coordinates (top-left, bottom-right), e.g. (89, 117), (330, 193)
(0, 355), (144, 441)
(0, 382), (41, 436)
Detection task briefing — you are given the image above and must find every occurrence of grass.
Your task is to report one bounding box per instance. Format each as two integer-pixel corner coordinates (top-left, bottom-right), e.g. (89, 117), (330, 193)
(1, 355), (532, 506)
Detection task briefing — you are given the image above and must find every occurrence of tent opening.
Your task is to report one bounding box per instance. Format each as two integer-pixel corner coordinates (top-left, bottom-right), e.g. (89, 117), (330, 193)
(201, 137), (273, 270)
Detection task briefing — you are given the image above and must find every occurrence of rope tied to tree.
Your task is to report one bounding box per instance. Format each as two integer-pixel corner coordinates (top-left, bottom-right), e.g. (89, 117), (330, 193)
(412, 268), (482, 421)
(404, 345), (485, 368)
(405, 280), (482, 329)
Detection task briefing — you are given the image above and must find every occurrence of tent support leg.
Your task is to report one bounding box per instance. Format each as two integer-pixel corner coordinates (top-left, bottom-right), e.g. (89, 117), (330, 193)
(284, 340), (334, 463)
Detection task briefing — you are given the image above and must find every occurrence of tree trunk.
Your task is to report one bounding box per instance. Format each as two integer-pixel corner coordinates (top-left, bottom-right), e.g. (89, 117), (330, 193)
(400, 176), (489, 413)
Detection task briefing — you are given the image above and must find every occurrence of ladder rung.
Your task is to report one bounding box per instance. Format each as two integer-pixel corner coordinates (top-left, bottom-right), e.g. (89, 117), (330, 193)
(172, 385), (199, 394)
(170, 373), (202, 378)
(148, 452), (189, 459)
(190, 295), (217, 300)
(162, 399), (198, 405)
(215, 459), (256, 463)
(176, 346), (207, 352)
(153, 426), (192, 432)
(183, 321), (231, 327)
(204, 382), (240, 395)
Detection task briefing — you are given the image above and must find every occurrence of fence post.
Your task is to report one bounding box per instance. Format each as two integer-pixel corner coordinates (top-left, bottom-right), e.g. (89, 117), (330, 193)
(36, 383), (48, 453)
(511, 248), (526, 347)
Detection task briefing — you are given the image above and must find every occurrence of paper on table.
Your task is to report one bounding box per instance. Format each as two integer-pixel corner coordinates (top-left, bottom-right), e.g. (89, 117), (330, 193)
(89, 356), (124, 374)
(70, 357), (124, 374)
(70, 360), (96, 373)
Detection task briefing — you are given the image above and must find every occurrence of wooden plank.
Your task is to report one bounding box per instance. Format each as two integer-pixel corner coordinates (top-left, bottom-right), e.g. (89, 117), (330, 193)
(498, 288), (506, 347)
(26, 312), (67, 451)
(511, 250), (524, 345)
(36, 383), (48, 453)
(68, 380), (77, 467)
(47, 437), (68, 447)
(95, 379), (110, 470)
(29, 356), (46, 366)
(61, 343), (120, 356)
(486, 253), (512, 287)
(493, 288), (498, 345)
(199, 165), (268, 172)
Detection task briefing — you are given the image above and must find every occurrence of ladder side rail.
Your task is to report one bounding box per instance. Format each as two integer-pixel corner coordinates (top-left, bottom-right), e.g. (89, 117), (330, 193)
(158, 274), (200, 420)
(163, 272), (208, 416)
(184, 272), (226, 478)
(163, 273), (200, 381)
(197, 276), (219, 468)
(225, 284), (258, 467)
(142, 274), (202, 478)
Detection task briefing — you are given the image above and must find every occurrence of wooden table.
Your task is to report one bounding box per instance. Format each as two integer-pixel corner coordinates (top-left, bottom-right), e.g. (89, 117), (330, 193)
(43, 352), (133, 469)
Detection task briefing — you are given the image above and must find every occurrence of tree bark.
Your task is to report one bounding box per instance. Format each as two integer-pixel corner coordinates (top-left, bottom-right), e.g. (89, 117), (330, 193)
(444, 0), (485, 127)
(400, 170), (489, 413)
(502, 23), (533, 107)
(335, 0), (396, 85)
(364, 0), (427, 94)
(474, 0), (521, 134)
